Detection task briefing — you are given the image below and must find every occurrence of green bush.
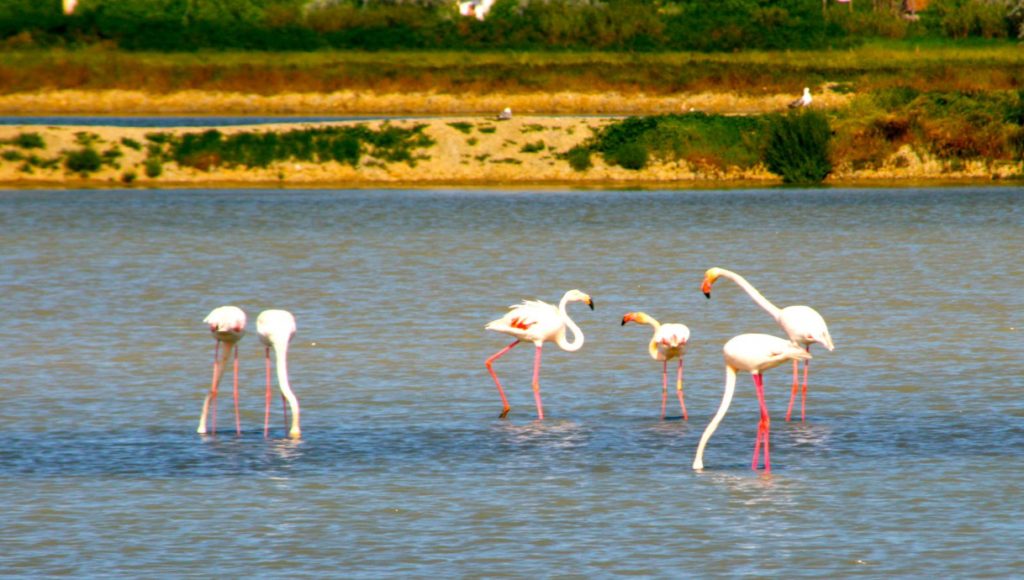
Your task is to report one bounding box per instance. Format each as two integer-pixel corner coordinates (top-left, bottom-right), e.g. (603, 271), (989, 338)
(763, 110), (833, 184)
(144, 158), (163, 178)
(65, 147), (102, 174)
(12, 132), (44, 149)
(612, 143), (649, 170)
(566, 146), (592, 172)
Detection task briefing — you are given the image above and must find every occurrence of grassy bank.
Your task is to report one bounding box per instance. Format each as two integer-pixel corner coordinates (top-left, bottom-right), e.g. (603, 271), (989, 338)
(2, 89), (1021, 188)
(2, 42), (1024, 101)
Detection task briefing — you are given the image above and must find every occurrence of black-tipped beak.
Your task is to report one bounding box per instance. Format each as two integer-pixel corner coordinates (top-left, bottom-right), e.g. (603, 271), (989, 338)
(620, 316), (627, 326)
(703, 291), (711, 299)
(588, 299), (595, 310)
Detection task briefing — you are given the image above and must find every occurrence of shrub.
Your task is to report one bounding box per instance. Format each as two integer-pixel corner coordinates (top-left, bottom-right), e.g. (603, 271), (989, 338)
(144, 158), (163, 178)
(611, 142), (649, 170)
(763, 110), (833, 184)
(566, 146), (592, 172)
(448, 122), (473, 134)
(120, 137), (142, 150)
(64, 147), (102, 174)
(12, 132), (44, 149)
(520, 140), (546, 153)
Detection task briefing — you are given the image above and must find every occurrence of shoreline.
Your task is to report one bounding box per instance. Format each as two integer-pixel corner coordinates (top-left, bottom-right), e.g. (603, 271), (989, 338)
(1, 111), (1021, 189)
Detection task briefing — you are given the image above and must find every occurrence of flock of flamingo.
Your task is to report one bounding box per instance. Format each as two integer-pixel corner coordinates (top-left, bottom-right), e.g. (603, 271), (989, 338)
(198, 267), (832, 474)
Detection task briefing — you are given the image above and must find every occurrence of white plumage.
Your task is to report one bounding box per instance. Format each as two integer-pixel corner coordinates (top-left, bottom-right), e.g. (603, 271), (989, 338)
(257, 309), (301, 439)
(197, 306), (247, 436)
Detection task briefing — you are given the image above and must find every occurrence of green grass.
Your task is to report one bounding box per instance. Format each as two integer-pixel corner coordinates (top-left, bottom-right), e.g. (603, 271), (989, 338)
(3, 42), (1024, 96)
(145, 124), (435, 171)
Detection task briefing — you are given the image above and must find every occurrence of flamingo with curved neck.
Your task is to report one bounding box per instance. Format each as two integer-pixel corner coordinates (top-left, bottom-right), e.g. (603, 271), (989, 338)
(485, 289), (594, 419)
(257, 309), (301, 439)
(198, 305), (246, 436)
(621, 311), (690, 420)
(693, 334), (812, 472)
(702, 267), (834, 421)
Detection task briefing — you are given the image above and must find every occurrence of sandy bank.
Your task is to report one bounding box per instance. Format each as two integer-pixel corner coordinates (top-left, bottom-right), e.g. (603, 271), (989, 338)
(0, 115), (1018, 188)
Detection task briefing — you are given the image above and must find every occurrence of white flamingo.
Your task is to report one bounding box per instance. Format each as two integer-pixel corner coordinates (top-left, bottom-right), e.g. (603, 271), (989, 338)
(485, 289), (594, 419)
(693, 334), (812, 472)
(702, 267), (834, 422)
(198, 306), (246, 436)
(621, 312), (691, 420)
(257, 309), (301, 439)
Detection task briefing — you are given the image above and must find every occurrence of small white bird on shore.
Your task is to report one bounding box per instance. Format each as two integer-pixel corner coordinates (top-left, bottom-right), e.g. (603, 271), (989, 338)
(788, 87), (812, 109)
(497, 107), (512, 120)
(458, 0), (495, 21)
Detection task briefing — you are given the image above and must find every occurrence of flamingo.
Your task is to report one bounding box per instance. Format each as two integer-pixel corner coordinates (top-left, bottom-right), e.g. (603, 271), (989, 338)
(257, 309), (301, 439)
(197, 306), (246, 436)
(621, 312), (691, 420)
(692, 334), (812, 472)
(788, 87), (812, 109)
(485, 289), (594, 420)
(702, 267), (834, 422)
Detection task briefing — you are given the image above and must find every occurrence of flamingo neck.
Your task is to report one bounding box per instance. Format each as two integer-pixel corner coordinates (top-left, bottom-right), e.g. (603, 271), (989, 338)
(555, 294), (584, 352)
(693, 365), (737, 470)
(272, 340), (301, 438)
(719, 269), (782, 321)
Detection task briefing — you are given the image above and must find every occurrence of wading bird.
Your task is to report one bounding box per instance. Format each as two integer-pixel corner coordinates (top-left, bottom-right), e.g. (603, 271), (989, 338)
(692, 334), (812, 472)
(621, 312), (690, 420)
(197, 306), (246, 436)
(702, 267), (833, 422)
(485, 289), (594, 420)
(257, 309), (301, 439)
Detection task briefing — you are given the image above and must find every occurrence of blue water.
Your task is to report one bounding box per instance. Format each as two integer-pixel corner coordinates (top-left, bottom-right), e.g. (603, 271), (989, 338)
(0, 186), (1021, 576)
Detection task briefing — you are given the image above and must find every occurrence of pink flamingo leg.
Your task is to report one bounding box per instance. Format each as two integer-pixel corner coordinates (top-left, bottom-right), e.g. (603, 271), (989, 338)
(264, 346), (272, 438)
(232, 343), (241, 436)
(486, 340), (519, 418)
(661, 360), (668, 419)
(281, 395), (289, 430)
(210, 341), (220, 435)
(531, 345), (544, 420)
(676, 357), (687, 420)
(786, 359), (799, 422)
(801, 355), (811, 422)
(752, 374), (771, 472)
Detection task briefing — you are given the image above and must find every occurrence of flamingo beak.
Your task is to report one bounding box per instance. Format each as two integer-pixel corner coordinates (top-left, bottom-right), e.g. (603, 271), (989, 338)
(701, 277), (713, 298)
(587, 297), (595, 310)
(621, 313), (634, 326)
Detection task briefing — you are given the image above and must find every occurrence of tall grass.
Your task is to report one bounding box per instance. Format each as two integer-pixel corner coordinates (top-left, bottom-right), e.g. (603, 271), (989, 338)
(763, 111), (833, 184)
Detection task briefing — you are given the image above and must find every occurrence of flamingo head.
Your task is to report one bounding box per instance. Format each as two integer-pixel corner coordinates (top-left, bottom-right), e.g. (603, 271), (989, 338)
(808, 329), (834, 352)
(621, 311), (649, 326)
(566, 289), (594, 310)
(702, 267), (722, 298)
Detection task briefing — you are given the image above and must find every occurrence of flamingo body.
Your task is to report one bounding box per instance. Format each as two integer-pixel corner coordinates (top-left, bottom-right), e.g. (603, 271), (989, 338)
(485, 289), (594, 419)
(198, 306), (246, 436)
(458, 0), (495, 20)
(702, 267), (833, 421)
(621, 312), (690, 419)
(257, 309), (301, 439)
(692, 334), (812, 472)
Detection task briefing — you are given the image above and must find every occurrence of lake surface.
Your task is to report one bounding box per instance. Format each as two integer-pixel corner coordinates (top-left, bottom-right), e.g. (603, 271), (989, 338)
(0, 186), (1021, 577)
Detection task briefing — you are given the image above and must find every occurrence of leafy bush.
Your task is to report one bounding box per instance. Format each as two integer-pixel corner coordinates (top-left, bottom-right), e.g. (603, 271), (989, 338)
(763, 110), (833, 184)
(520, 140), (545, 153)
(144, 158), (163, 178)
(566, 146), (592, 172)
(65, 147), (102, 174)
(612, 143), (649, 170)
(11, 132), (44, 149)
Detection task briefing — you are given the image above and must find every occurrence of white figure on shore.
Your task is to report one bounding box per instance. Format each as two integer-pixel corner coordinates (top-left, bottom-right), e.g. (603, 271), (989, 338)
(459, 0), (496, 21)
(63, 0), (78, 15)
(789, 87), (812, 109)
(498, 107), (512, 120)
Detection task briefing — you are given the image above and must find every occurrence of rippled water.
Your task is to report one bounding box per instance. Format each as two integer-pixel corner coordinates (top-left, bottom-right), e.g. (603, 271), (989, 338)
(0, 186), (1021, 576)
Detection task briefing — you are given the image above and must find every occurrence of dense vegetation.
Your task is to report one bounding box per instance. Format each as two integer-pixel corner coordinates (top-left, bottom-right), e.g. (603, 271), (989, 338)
(577, 89), (1024, 181)
(2, 0), (1023, 53)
